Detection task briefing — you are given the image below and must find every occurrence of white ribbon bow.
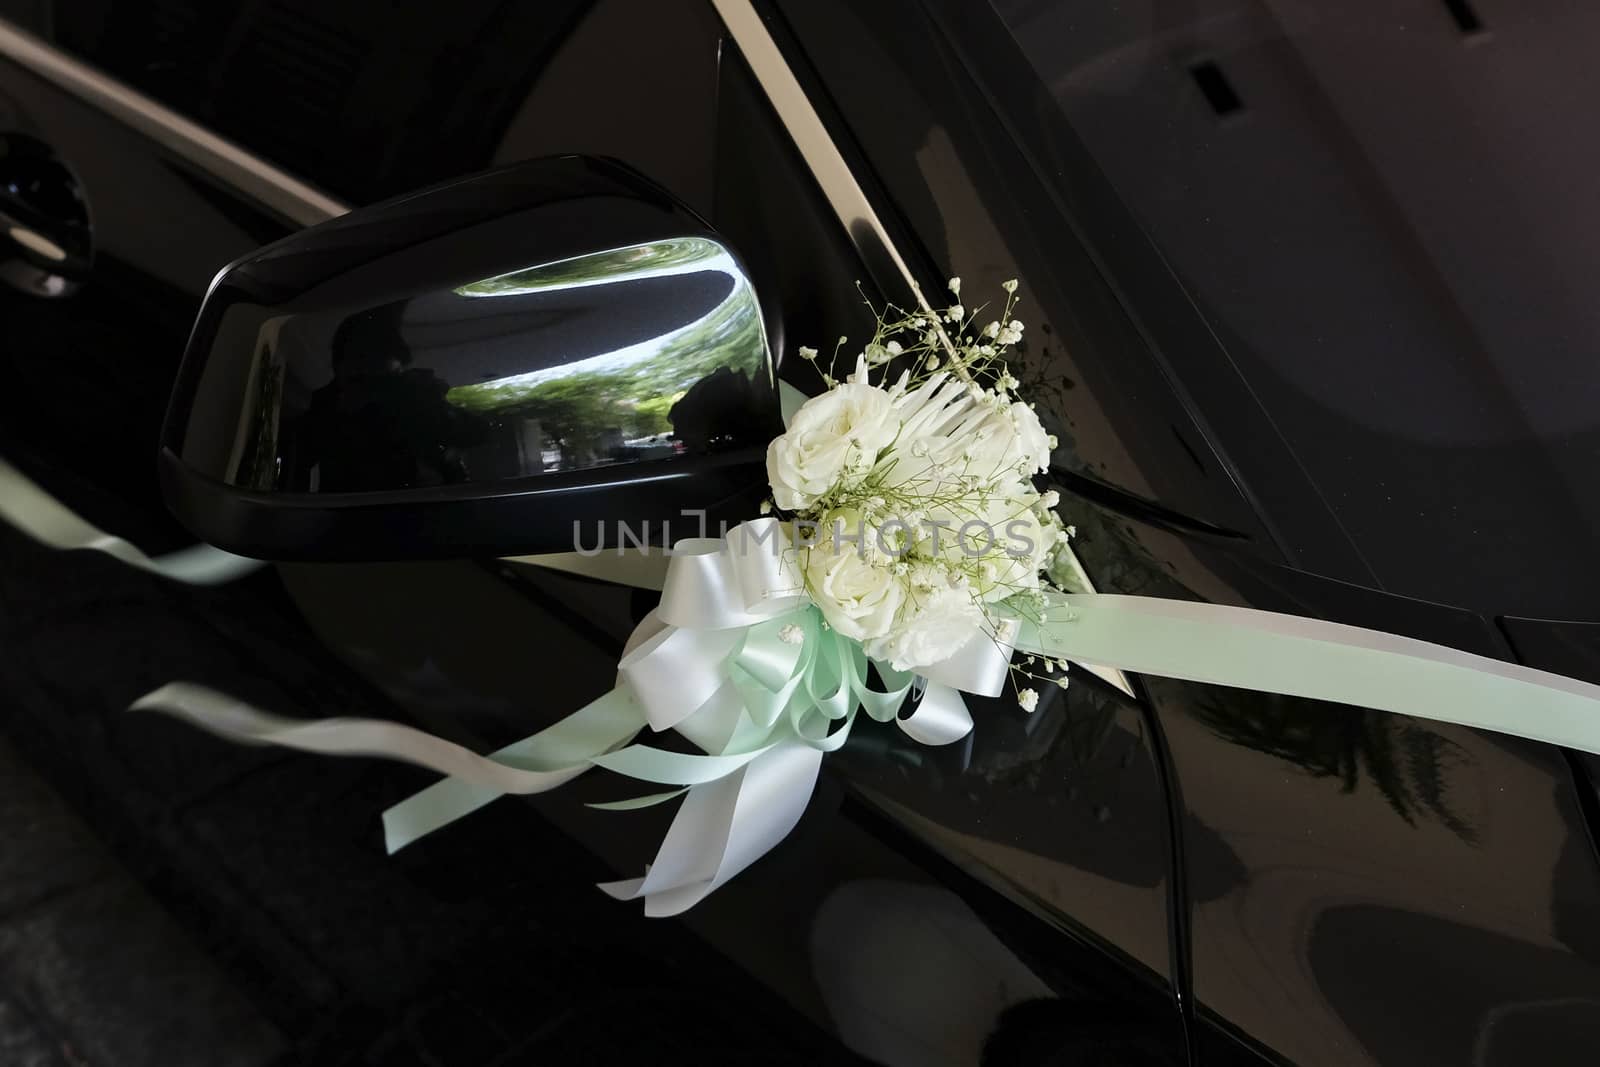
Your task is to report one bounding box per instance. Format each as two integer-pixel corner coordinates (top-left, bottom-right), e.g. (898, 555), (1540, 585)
(135, 519), (1010, 915)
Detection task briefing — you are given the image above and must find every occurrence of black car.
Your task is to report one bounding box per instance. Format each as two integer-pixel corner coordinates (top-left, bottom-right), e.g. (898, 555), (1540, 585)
(1, 2), (1598, 1065)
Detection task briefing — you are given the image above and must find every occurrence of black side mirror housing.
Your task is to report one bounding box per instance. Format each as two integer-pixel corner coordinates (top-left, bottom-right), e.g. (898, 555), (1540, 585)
(160, 156), (779, 560)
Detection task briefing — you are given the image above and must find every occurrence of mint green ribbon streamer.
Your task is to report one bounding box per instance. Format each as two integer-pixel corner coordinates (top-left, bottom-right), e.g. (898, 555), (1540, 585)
(381, 686), (644, 851)
(0, 457), (261, 584)
(134, 598), (929, 862)
(1015, 593), (1600, 755)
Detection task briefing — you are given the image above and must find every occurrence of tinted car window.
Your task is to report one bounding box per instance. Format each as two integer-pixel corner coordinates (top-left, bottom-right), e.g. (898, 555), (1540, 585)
(991, 1), (1600, 620)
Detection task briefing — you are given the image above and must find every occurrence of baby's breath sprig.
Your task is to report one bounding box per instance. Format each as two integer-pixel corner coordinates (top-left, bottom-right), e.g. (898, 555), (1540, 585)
(798, 277), (1029, 398)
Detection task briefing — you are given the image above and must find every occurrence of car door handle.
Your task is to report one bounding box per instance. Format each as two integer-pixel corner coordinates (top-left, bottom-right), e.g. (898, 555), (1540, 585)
(0, 133), (91, 295)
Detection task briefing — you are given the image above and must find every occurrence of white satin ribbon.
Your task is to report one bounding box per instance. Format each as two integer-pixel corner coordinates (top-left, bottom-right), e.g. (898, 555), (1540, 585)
(599, 742), (825, 917)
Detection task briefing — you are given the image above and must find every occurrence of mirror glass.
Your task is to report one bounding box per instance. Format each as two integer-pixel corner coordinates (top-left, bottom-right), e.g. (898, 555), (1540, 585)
(214, 234), (768, 494)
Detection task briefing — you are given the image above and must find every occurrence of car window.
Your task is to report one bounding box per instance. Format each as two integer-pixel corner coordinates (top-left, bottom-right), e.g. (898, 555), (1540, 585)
(989, 1), (1600, 620)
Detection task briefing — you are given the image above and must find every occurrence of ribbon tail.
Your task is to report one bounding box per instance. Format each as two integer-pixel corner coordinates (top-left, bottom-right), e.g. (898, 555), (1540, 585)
(0, 458), (262, 585)
(599, 740), (824, 916)
(587, 788), (691, 811)
(130, 683), (645, 851)
(380, 686), (643, 851)
(1020, 593), (1600, 755)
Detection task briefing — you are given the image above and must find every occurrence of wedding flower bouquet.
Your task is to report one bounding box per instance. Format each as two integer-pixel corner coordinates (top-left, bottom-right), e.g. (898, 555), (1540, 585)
(770, 278), (1074, 705)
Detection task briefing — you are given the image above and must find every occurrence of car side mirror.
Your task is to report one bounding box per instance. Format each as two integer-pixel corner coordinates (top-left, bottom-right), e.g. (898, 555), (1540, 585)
(160, 156), (780, 560)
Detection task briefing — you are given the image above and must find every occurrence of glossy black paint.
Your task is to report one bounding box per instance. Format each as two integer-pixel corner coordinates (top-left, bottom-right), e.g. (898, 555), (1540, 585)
(2, 1), (1598, 1065)
(162, 155), (779, 559)
(778, 0), (1600, 1062)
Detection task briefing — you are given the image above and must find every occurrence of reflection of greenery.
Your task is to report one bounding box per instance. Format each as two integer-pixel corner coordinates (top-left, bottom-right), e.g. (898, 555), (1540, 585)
(240, 349), (283, 490)
(445, 275), (767, 448)
(631, 393), (677, 437)
(1060, 502), (1479, 842)
(453, 238), (724, 298)
(1004, 320), (1481, 843)
(474, 374), (684, 456)
(499, 372), (627, 457)
(1194, 694), (1478, 841)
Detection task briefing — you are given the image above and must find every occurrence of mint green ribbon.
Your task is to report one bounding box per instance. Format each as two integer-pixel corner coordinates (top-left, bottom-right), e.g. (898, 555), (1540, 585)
(0, 458), (261, 584)
(1013, 592), (1600, 754)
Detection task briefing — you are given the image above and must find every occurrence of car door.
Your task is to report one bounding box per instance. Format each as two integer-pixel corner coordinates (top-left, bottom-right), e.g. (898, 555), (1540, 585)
(0, 1), (1192, 1064)
(771, 1), (1600, 1065)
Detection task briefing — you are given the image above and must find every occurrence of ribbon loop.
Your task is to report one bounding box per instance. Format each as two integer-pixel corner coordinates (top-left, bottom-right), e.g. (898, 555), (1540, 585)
(658, 537), (763, 629)
(918, 621), (1016, 698)
(897, 683), (974, 746)
(619, 621), (742, 732)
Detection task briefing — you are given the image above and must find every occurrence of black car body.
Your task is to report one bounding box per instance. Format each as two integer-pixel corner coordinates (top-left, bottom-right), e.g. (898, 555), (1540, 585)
(1, 2), (1597, 1064)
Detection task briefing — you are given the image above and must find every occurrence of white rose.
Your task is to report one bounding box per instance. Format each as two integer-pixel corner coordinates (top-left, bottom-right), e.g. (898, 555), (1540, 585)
(978, 487), (1055, 601)
(767, 384), (899, 511)
(802, 511), (904, 641)
(863, 567), (985, 670)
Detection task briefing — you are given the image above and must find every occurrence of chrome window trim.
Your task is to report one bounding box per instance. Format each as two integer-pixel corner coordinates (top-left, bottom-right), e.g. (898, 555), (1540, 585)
(710, 0), (1136, 698)
(0, 19), (347, 226)
(709, 0), (932, 311)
